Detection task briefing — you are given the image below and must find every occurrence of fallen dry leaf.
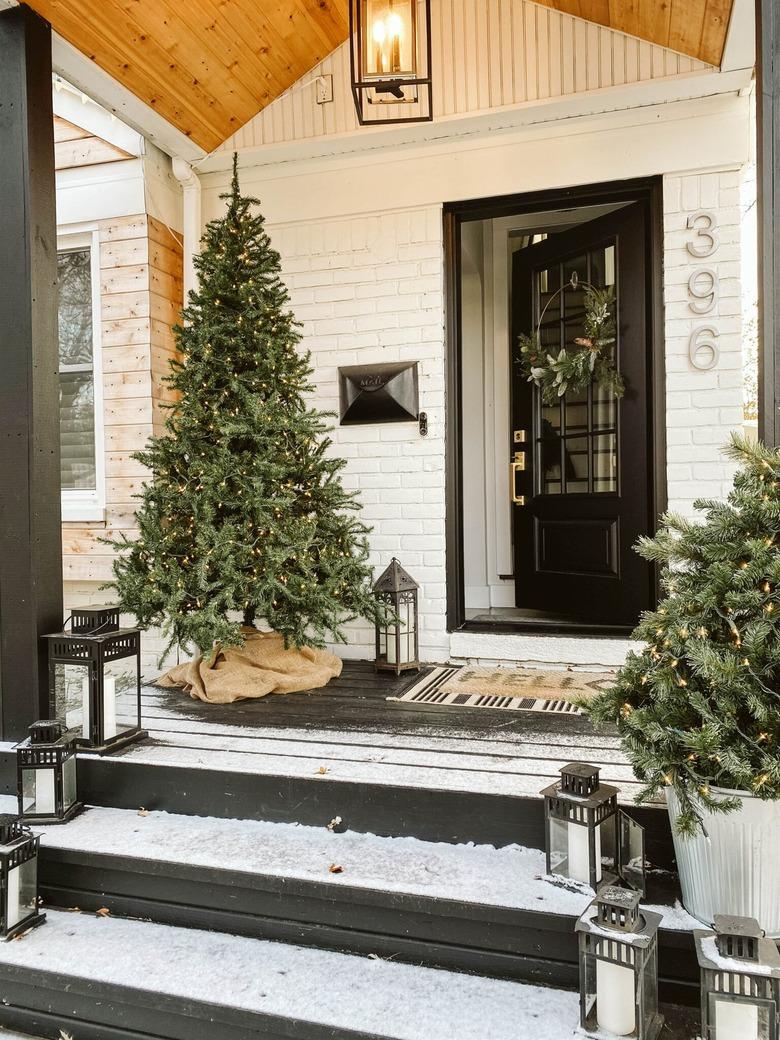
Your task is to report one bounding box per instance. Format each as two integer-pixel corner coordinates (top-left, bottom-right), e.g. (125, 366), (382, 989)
(328, 863), (344, 874)
(60, 1031), (74, 1040)
(137, 807), (149, 817)
(316, 766), (329, 775)
(96, 907), (111, 917)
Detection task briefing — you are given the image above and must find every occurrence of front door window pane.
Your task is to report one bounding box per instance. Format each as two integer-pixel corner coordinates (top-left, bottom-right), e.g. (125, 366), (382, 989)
(534, 242), (619, 496)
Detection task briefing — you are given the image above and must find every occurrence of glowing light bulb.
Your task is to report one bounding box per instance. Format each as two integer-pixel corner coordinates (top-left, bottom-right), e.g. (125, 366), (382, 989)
(372, 19), (386, 43)
(387, 10), (403, 71)
(387, 11), (404, 36)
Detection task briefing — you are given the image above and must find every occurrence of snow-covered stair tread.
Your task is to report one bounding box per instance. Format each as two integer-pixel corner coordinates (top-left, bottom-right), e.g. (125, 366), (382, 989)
(1, 909), (578, 1040)
(106, 738), (646, 801)
(38, 805), (696, 930)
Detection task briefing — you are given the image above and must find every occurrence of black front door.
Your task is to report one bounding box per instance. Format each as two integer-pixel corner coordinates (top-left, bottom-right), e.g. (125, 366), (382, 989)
(510, 203), (654, 625)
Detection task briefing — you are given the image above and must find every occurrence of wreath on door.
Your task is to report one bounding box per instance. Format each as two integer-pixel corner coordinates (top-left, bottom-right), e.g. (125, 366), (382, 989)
(517, 273), (624, 406)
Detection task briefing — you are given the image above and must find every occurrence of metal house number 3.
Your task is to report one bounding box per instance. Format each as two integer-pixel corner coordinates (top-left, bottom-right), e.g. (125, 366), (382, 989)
(686, 211), (720, 371)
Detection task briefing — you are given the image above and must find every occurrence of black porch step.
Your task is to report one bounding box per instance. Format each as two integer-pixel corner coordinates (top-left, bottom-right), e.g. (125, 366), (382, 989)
(36, 806), (698, 1006)
(0, 909), (701, 1040)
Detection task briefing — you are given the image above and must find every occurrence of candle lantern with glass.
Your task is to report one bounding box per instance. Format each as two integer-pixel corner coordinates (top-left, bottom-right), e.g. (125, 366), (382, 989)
(694, 915), (780, 1040)
(45, 605), (146, 753)
(0, 815), (44, 940)
(373, 558), (420, 675)
(541, 762), (646, 892)
(16, 720), (81, 824)
(576, 885), (663, 1040)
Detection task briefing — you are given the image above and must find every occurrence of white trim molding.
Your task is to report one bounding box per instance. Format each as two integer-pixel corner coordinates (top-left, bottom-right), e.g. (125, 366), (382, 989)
(57, 225), (106, 523)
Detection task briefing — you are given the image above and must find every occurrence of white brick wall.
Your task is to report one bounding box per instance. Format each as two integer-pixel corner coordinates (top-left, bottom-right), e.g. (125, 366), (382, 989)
(69, 168), (750, 674)
(273, 207), (450, 663)
(662, 170), (744, 516)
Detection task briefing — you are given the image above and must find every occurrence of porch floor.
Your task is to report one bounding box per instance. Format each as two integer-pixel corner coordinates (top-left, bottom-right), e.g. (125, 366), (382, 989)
(128, 660), (647, 803)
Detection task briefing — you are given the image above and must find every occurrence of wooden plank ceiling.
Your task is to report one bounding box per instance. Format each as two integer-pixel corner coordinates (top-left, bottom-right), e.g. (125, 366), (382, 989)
(533, 0), (734, 68)
(28, 0), (350, 152)
(26, 0), (732, 154)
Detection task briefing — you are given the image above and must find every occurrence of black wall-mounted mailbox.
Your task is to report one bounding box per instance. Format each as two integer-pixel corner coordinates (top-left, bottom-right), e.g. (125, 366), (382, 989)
(339, 361), (419, 425)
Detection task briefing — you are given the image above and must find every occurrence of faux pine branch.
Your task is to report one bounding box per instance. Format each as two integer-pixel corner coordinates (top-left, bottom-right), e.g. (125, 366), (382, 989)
(585, 433), (780, 835)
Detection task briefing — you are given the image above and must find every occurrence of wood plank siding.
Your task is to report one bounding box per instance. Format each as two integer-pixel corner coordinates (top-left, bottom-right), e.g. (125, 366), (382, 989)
(26, 0), (730, 152)
(220, 0), (710, 152)
(62, 212), (183, 583)
(54, 115), (131, 169)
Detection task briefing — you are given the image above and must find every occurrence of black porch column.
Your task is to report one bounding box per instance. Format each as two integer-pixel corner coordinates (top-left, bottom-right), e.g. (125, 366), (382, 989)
(757, 0), (780, 446)
(0, 5), (62, 738)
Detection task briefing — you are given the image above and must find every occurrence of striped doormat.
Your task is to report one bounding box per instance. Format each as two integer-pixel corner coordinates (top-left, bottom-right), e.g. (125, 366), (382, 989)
(388, 665), (615, 715)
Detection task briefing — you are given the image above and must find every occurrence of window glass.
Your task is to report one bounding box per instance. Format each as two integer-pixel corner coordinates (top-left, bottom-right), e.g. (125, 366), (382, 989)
(58, 248), (96, 490)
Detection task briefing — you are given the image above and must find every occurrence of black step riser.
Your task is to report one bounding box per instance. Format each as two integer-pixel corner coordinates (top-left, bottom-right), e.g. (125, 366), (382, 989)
(0, 965), (392, 1040)
(70, 756), (676, 868)
(39, 848), (698, 1007)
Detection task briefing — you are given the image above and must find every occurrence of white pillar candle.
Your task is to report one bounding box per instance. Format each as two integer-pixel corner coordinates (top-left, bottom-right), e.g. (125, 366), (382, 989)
(35, 770), (55, 816)
(596, 959), (636, 1036)
(103, 675), (117, 740)
(385, 634), (396, 665)
(80, 674), (90, 739)
(6, 866), (20, 930)
(715, 997), (759, 1040)
(568, 824), (601, 884)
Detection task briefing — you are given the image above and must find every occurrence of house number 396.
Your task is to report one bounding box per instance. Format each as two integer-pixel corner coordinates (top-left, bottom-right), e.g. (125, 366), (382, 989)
(686, 211), (720, 370)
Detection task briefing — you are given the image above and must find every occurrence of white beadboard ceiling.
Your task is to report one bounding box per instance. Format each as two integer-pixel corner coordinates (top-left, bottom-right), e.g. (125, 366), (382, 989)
(219, 0), (709, 154)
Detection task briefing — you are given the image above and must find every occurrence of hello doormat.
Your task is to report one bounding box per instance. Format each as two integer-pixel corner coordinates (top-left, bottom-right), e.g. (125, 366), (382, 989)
(388, 665), (615, 715)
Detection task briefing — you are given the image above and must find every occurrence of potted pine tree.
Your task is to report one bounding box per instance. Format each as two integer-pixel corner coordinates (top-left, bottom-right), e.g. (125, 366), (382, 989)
(109, 157), (381, 699)
(586, 435), (780, 935)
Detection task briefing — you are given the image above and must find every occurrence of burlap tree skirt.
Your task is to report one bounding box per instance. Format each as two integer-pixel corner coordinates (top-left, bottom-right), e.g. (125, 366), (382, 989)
(158, 628), (343, 704)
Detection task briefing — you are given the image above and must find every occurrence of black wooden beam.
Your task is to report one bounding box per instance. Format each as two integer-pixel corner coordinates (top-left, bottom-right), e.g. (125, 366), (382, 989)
(757, 0), (780, 446)
(0, 5), (62, 737)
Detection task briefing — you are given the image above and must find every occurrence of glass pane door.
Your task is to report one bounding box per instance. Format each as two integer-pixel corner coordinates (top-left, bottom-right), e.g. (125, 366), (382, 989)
(534, 243), (618, 496)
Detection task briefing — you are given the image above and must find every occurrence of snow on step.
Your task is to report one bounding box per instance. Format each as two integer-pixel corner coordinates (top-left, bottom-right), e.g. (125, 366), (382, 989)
(37, 806), (697, 930)
(0, 909), (580, 1040)
(102, 740), (648, 801)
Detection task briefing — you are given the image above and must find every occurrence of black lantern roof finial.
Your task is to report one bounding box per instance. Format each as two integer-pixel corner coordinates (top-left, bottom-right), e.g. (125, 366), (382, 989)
(373, 557), (419, 594)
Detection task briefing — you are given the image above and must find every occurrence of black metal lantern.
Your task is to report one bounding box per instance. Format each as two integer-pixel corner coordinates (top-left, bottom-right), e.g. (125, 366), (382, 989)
(44, 605), (146, 754)
(694, 915), (780, 1040)
(349, 0), (432, 125)
(0, 815), (44, 940)
(540, 762), (646, 893)
(576, 886), (663, 1040)
(374, 558), (420, 674)
(16, 720), (82, 824)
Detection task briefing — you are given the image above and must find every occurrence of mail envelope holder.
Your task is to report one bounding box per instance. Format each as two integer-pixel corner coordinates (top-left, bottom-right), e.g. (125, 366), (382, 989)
(338, 362), (419, 426)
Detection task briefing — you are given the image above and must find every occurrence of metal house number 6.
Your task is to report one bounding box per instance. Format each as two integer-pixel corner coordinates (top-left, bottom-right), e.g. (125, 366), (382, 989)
(689, 324), (720, 370)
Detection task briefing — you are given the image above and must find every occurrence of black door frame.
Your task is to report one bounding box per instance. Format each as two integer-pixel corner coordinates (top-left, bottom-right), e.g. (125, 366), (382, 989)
(443, 177), (667, 636)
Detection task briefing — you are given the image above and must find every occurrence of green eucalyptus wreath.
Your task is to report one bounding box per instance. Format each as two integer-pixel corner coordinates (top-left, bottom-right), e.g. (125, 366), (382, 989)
(517, 275), (624, 406)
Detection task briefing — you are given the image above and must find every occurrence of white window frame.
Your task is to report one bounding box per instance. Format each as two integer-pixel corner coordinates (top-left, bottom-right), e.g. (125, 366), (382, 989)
(57, 225), (106, 522)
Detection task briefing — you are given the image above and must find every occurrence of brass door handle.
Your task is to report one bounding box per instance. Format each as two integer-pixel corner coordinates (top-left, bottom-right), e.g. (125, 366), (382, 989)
(510, 462), (526, 506)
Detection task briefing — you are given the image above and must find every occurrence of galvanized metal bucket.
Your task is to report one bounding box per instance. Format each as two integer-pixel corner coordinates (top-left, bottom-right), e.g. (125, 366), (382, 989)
(667, 786), (780, 937)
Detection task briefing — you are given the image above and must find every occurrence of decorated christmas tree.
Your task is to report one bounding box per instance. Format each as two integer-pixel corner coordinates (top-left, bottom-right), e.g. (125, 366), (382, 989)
(586, 434), (780, 835)
(112, 157), (380, 660)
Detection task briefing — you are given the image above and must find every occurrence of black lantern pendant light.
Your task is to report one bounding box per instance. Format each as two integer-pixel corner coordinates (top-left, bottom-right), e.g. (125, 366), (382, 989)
(45, 605), (146, 754)
(349, 0), (432, 125)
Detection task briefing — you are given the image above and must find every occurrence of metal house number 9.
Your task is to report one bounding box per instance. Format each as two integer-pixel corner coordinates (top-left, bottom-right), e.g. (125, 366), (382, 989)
(686, 211), (720, 370)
